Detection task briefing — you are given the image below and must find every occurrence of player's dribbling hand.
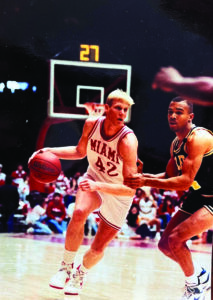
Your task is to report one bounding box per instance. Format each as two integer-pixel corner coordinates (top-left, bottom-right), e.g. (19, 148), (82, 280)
(28, 148), (50, 165)
(124, 173), (144, 189)
(152, 66), (183, 91)
(79, 179), (97, 192)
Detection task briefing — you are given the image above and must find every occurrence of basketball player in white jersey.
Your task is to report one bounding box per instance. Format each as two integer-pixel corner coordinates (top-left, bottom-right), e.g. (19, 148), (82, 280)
(29, 89), (138, 295)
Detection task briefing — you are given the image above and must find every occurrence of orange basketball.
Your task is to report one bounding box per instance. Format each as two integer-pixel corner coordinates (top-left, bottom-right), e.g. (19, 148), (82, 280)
(29, 152), (61, 184)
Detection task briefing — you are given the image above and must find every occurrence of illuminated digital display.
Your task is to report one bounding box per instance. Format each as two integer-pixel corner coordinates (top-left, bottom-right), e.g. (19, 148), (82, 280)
(80, 44), (99, 62)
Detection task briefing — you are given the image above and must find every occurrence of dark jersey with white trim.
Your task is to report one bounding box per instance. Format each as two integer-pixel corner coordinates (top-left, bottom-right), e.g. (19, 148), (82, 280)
(172, 126), (213, 195)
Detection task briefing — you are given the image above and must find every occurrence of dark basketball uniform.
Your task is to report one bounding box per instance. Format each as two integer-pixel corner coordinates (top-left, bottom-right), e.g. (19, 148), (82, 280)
(172, 126), (213, 215)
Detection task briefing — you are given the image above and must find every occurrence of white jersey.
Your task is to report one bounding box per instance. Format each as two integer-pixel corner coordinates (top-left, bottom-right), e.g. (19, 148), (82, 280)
(86, 116), (134, 184)
(139, 199), (153, 215)
(138, 199), (156, 224)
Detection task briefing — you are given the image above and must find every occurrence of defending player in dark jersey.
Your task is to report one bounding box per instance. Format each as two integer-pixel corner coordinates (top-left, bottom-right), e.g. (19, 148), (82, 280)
(124, 97), (213, 300)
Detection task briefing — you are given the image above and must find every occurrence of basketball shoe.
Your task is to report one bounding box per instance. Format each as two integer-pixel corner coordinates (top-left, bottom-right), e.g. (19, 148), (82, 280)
(64, 265), (87, 295)
(49, 261), (73, 289)
(181, 268), (210, 300)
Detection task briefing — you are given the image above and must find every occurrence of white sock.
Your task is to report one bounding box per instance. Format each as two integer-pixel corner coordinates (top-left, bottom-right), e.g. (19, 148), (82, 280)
(185, 263), (202, 284)
(185, 273), (198, 285)
(63, 249), (76, 265)
(80, 263), (89, 273)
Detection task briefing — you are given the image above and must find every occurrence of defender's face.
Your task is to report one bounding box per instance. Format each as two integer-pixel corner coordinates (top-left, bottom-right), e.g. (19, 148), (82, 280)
(105, 99), (130, 125)
(167, 101), (194, 132)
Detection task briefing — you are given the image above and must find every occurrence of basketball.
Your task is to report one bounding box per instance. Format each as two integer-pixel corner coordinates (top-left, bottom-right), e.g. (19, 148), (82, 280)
(29, 152), (61, 184)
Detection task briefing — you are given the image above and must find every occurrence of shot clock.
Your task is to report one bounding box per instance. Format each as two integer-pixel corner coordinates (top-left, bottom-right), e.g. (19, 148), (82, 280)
(80, 44), (100, 62)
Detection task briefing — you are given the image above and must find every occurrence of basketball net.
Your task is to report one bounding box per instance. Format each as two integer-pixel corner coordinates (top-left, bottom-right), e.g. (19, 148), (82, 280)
(84, 102), (105, 118)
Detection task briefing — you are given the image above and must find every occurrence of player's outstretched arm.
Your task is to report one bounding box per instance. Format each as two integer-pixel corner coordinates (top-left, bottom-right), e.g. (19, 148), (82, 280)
(125, 131), (209, 191)
(28, 118), (97, 162)
(152, 66), (213, 106)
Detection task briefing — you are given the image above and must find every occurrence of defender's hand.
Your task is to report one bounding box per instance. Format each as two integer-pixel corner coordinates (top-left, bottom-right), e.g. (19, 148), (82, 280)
(124, 173), (145, 189)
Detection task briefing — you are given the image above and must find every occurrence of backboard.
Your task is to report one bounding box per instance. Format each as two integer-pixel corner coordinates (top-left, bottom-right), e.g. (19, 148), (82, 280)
(48, 60), (132, 122)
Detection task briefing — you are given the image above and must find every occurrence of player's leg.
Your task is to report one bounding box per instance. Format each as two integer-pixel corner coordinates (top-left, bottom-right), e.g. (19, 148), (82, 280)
(49, 189), (101, 290)
(167, 207), (212, 276)
(65, 189), (101, 251)
(158, 209), (190, 262)
(83, 219), (118, 268)
(161, 207), (212, 300)
(64, 192), (132, 295)
(64, 219), (118, 295)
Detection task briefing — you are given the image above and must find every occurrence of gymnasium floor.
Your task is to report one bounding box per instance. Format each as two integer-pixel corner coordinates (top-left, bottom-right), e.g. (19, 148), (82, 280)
(0, 233), (211, 300)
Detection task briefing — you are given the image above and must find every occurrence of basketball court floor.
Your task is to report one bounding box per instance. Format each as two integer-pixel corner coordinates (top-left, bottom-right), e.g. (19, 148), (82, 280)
(0, 233), (211, 300)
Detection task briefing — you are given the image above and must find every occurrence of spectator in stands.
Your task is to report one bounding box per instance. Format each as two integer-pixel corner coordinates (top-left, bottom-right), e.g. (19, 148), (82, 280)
(132, 188), (145, 205)
(118, 202), (141, 239)
(0, 163), (6, 186)
(18, 175), (30, 202)
(126, 203), (140, 229)
(118, 189), (145, 238)
(136, 188), (161, 240)
(157, 195), (176, 229)
(46, 192), (67, 234)
(150, 188), (163, 206)
(64, 188), (76, 208)
(69, 171), (82, 194)
(0, 175), (19, 232)
(42, 182), (56, 197)
(11, 164), (27, 188)
(26, 195), (52, 235)
(84, 212), (99, 237)
(56, 171), (70, 195)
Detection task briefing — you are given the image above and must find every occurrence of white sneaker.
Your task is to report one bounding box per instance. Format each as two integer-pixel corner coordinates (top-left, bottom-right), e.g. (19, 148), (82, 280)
(181, 268), (210, 300)
(27, 227), (34, 234)
(155, 232), (161, 241)
(64, 265), (87, 295)
(49, 262), (72, 289)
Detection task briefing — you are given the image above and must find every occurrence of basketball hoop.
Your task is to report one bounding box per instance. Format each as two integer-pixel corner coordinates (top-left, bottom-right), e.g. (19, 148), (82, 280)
(84, 102), (105, 118)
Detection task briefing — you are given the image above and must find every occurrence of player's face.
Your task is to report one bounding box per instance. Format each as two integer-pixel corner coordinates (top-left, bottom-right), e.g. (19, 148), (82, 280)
(105, 99), (130, 126)
(17, 165), (23, 171)
(168, 101), (194, 133)
(53, 196), (61, 202)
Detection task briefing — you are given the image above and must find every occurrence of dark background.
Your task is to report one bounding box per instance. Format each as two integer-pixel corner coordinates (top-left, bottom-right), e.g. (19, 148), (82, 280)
(1, 0), (213, 176)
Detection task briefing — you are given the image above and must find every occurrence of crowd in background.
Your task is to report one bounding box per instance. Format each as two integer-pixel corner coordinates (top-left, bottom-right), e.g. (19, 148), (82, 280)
(0, 162), (212, 244)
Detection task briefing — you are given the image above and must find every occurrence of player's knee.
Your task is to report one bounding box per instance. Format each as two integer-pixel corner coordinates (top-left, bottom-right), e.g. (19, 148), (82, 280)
(158, 236), (170, 255)
(168, 233), (180, 251)
(90, 246), (104, 257)
(72, 209), (88, 223)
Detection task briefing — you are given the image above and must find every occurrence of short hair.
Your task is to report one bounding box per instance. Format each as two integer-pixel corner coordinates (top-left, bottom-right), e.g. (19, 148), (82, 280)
(53, 192), (62, 198)
(106, 89), (135, 107)
(171, 96), (193, 113)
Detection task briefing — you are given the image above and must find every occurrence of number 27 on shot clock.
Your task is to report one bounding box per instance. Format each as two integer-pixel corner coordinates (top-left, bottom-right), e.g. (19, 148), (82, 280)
(80, 44), (100, 62)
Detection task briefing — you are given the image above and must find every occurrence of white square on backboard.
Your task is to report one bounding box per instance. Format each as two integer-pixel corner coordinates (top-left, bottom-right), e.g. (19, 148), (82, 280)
(76, 85), (105, 108)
